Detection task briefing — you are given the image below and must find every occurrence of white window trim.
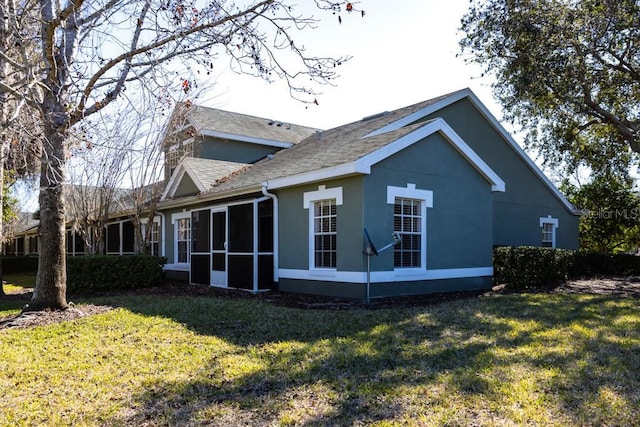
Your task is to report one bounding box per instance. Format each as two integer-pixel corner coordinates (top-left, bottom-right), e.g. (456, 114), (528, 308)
(172, 211), (192, 265)
(303, 185), (343, 272)
(539, 216), (559, 248)
(387, 184), (433, 271)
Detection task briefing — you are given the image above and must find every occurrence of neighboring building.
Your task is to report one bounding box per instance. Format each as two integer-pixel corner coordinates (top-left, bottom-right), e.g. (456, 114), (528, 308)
(3, 212), (39, 256)
(6, 89), (580, 299)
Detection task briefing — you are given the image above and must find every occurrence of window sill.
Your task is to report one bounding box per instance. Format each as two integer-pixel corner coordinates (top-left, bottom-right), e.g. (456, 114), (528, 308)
(164, 263), (191, 271)
(393, 267), (427, 277)
(310, 268), (338, 277)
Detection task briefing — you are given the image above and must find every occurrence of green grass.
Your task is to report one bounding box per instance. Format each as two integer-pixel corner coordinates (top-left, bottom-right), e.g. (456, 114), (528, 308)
(1, 292), (639, 426)
(0, 273), (34, 315)
(2, 273), (36, 292)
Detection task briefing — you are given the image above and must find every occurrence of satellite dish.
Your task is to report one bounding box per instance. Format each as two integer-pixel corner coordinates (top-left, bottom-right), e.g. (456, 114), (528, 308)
(362, 228), (402, 304)
(363, 228), (378, 256)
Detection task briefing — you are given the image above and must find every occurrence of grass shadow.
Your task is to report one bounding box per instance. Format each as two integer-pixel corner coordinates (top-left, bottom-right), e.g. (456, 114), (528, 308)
(104, 293), (640, 426)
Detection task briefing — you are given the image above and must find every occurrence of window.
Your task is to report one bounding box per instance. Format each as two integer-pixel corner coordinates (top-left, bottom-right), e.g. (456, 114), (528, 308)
(394, 198), (422, 268)
(387, 184), (432, 270)
(177, 217), (191, 263)
(304, 185), (343, 271)
(540, 216), (558, 248)
(29, 236), (38, 254)
(149, 222), (159, 255)
(313, 199), (337, 268)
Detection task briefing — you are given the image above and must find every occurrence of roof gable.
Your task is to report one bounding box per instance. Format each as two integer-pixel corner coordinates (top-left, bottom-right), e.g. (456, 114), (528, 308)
(362, 88), (578, 215)
(162, 157), (248, 200)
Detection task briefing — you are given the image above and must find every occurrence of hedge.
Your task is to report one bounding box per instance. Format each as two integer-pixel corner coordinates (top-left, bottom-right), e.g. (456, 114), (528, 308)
(66, 255), (166, 292)
(569, 252), (640, 277)
(494, 246), (640, 289)
(1, 256), (39, 274)
(493, 246), (574, 289)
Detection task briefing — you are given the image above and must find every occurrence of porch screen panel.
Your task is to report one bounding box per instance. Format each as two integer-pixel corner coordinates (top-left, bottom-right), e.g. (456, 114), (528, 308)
(122, 221), (135, 253)
(191, 254), (210, 285)
(191, 210), (211, 253)
(228, 255), (253, 290)
(66, 230), (73, 253)
(16, 237), (24, 255)
(106, 224), (120, 253)
(258, 199), (274, 252)
(258, 255), (274, 290)
(74, 232), (85, 254)
(228, 204), (253, 252)
(212, 211), (226, 272)
(212, 212), (226, 251)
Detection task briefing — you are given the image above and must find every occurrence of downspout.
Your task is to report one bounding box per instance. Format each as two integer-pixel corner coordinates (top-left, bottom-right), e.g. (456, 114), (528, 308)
(158, 212), (167, 258)
(261, 182), (279, 283)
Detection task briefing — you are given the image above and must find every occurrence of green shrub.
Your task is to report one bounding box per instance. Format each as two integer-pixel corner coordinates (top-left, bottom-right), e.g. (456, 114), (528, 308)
(493, 246), (573, 289)
(66, 256), (166, 293)
(494, 246), (640, 289)
(1, 256), (39, 274)
(568, 252), (640, 277)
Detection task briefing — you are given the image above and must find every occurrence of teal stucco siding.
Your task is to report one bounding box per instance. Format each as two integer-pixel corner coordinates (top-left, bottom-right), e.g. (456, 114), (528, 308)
(364, 131), (494, 272)
(276, 177), (365, 272)
(199, 137), (282, 164)
(418, 98), (580, 249)
(276, 130), (496, 298)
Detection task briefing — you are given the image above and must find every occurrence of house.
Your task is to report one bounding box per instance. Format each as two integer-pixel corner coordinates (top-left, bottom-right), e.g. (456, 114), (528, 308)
(156, 89), (580, 298)
(5, 89), (580, 299)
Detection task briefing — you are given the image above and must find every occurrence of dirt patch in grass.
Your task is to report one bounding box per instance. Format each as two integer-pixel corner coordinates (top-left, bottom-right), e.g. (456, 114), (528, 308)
(558, 276), (640, 297)
(0, 304), (113, 331)
(2, 276), (639, 332)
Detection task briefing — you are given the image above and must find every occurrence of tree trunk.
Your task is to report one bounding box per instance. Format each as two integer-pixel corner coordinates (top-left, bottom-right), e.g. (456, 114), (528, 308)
(0, 139), (6, 297)
(27, 121), (68, 311)
(0, 158), (5, 297)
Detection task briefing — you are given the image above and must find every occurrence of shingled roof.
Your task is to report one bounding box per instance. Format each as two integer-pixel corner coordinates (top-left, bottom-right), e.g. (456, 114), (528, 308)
(186, 105), (319, 145)
(203, 90), (465, 194)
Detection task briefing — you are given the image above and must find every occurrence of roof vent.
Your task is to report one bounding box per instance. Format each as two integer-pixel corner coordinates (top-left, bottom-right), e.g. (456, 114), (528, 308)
(362, 111), (390, 121)
(276, 122), (283, 127)
(316, 130), (322, 139)
(267, 120), (275, 126)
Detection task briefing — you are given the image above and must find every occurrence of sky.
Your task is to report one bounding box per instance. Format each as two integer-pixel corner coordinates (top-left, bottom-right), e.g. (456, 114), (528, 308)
(195, 0), (501, 131)
(14, 0), (507, 211)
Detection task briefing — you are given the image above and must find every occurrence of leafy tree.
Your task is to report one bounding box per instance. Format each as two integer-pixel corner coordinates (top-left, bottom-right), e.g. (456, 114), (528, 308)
(561, 174), (640, 253)
(0, 0), (362, 311)
(460, 0), (640, 175)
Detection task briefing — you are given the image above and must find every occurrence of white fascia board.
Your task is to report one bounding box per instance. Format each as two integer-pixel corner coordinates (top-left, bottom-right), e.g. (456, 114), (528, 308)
(364, 88), (578, 214)
(201, 129), (294, 149)
(357, 118), (505, 192)
(266, 162), (368, 190)
(157, 184), (263, 211)
(161, 164), (186, 200)
(363, 89), (472, 138)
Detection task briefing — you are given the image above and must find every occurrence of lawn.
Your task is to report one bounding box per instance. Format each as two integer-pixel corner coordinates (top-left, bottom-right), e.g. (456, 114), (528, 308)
(1, 287), (639, 426)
